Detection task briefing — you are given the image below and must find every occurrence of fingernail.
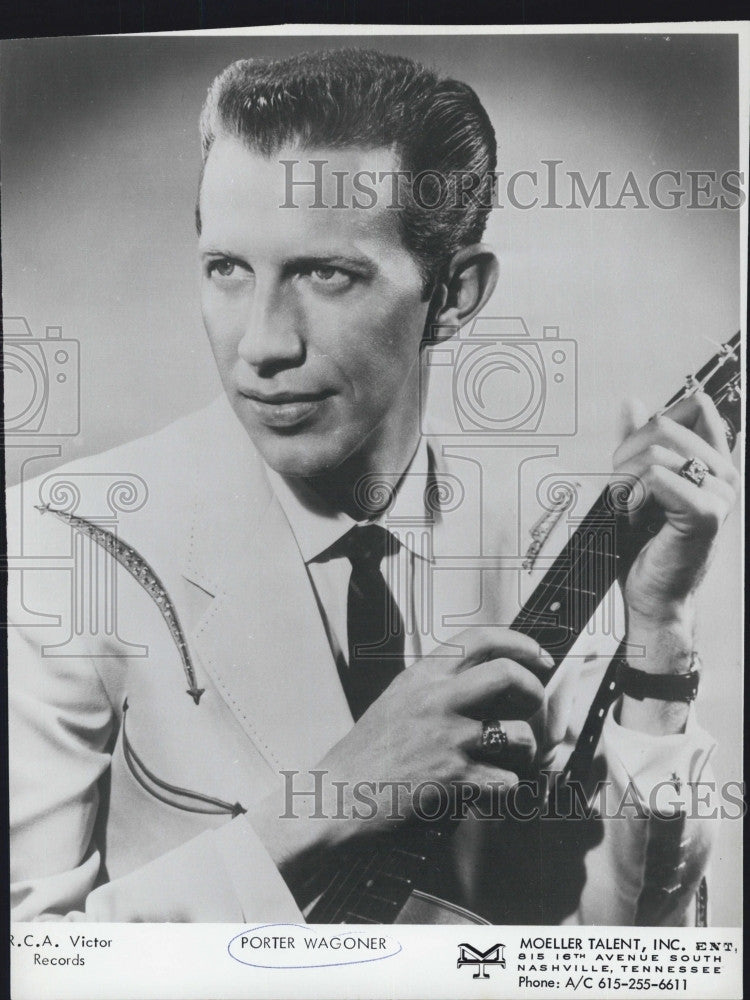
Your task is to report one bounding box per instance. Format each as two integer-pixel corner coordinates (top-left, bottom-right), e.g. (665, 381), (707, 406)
(541, 651), (555, 668)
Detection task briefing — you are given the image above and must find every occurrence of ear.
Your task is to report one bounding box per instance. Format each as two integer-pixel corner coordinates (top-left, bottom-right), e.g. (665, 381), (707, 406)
(426, 244), (499, 344)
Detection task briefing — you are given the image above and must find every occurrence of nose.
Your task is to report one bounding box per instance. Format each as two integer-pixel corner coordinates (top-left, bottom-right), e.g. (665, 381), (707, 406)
(237, 279), (305, 375)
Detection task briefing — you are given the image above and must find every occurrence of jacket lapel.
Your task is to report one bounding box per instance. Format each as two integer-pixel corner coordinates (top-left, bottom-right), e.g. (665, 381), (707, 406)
(181, 399), (353, 773)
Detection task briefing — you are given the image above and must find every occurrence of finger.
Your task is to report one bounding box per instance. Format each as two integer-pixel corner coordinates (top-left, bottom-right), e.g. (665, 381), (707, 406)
(449, 659), (545, 717)
(426, 626), (555, 676)
(464, 762), (521, 794)
(460, 718), (537, 765)
(616, 445), (737, 509)
(643, 466), (731, 540)
(662, 391), (733, 458)
(614, 414), (737, 487)
(617, 397), (650, 444)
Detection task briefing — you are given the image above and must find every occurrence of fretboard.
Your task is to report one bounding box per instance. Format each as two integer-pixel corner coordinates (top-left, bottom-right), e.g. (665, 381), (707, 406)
(307, 827), (446, 923)
(309, 331), (741, 925)
(514, 330), (741, 679)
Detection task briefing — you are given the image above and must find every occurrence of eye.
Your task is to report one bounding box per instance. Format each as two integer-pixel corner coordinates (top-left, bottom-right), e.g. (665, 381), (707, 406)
(206, 258), (252, 284)
(306, 265), (353, 290)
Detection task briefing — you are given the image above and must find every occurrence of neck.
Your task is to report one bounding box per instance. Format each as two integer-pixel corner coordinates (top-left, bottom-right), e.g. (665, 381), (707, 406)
(305, 423), (422, 521)
(303, 354), (427, 519)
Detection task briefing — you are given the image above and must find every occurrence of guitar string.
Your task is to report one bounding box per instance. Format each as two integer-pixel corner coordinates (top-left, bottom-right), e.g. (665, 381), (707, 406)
(322, 447), (726, 920)
(312, 849), (384, 922)
(313, 842), (403, 922)
(316, 829), (435, 921)
(322, 437), (732, 921)
(318, 344), (741, 921)
(318, 838), (434, 923)
(516, 353), (741, 647)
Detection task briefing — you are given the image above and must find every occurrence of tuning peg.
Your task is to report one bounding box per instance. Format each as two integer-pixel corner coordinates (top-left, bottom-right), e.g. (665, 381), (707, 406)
(704, 335), (736, 359)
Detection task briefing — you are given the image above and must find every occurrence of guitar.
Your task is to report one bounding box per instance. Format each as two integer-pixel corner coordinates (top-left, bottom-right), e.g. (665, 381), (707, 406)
(307, 332), (742, 925)
(39, 333), (741, 925)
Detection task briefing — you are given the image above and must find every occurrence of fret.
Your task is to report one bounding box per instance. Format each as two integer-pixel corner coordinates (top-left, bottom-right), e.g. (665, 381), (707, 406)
(376, 871), (414, 886)
(309, 838), (415, 922)
(310, 332), (742, 925)
(515, 331), (741, 682)
(390, 849), (428, 862)
(362, 892), (400, 908)
(308, 860), (373, 922)
(317, 863), (384, 921)
(308, 832), (440, 922)
(336, 886), (403, 923)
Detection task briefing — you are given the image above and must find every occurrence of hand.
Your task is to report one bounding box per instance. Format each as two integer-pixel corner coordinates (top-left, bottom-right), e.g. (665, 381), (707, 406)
(613, 392), (739, 657)
(251, 627), (553, 883)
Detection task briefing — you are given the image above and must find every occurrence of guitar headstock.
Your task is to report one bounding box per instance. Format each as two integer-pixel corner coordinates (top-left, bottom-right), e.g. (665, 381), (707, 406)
(660, 332), (741, 451)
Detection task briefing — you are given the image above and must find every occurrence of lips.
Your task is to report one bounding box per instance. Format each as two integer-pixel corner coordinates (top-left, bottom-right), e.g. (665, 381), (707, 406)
(241, 389), (330, 404)
(238, 388), (333, 428)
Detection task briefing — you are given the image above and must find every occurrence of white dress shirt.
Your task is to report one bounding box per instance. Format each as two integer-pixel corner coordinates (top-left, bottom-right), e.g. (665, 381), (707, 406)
(7, 398), (720, 925)
(265, 431), (719, 925)
(265, 438), (432, 670)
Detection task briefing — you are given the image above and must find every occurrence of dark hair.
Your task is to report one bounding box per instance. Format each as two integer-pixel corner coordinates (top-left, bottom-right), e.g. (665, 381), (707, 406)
(199, 49), (497, 295)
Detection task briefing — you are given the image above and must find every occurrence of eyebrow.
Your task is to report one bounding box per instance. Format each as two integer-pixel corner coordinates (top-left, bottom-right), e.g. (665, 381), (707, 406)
(287, 253), (377, 275)
(199, 248), (378, 276)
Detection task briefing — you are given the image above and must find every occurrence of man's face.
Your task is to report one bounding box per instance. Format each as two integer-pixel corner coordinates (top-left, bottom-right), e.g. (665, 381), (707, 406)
(198, 138), (431, 480)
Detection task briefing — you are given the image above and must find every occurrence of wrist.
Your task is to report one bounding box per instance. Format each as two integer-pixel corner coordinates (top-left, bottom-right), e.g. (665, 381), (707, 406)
(617, 653), (700, 703)
(625, 610), (696, 675)
(618, 690), (690, 735)
(617, 631), (698, 736)
(626, 589), (696, 630)
(249, 787), (344, 891)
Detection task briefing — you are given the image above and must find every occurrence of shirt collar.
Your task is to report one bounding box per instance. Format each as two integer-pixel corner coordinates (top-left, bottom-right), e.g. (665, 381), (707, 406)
(265, 437), (433, 564)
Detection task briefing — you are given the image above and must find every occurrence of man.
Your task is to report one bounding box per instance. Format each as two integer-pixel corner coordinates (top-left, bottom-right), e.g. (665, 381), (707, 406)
(8, 49), (738, 924)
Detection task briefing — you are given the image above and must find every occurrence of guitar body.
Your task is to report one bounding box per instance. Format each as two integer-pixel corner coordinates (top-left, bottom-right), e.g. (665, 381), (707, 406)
(394, 890), (490, 925)
(307, 332), (741, 927)
(49, 335), (739, 929)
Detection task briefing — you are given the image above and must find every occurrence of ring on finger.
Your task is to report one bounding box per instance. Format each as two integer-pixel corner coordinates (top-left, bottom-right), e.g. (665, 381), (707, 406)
(480, 720), (509, 754)
(679, 457), (710, 488)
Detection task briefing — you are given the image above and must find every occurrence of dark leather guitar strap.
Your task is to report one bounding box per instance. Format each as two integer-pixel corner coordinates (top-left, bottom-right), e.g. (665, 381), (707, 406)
(556, 640), (708, 928)
(560, 642), (624, 785)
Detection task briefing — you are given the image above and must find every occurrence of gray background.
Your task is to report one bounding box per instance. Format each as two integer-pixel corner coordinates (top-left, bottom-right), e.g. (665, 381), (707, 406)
(1, 31), (743, 923)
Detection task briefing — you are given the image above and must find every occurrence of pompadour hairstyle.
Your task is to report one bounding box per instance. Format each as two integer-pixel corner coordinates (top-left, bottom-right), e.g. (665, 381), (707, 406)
(199, 49), (497, 295)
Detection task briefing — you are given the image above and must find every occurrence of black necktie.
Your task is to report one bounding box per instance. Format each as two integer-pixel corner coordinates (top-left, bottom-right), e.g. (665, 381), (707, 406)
(340, 524), (405, 720)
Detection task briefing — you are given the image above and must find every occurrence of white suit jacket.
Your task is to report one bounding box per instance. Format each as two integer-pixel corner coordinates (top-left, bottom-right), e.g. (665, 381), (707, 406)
(8, 398), (716, 924)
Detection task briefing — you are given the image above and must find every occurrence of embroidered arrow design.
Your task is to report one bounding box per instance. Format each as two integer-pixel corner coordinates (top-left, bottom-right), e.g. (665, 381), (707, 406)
(37, 504), (205, 704)
(122, 698), (244, 814)
(522, 488), (576, 573)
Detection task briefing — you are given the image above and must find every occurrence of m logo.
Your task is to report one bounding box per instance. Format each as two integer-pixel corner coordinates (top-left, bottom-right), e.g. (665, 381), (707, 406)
(457, 942), (506, 979)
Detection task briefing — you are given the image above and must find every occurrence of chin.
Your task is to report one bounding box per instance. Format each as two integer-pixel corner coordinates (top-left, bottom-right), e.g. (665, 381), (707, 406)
(254, 435), (352, 480)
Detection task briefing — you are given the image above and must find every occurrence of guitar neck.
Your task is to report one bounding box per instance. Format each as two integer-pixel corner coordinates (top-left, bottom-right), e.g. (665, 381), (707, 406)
(307, 827), (447, 923)
(512, 488), (623, 672)
(513, 330), (741, 681)
(309, 331), (741, 925)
